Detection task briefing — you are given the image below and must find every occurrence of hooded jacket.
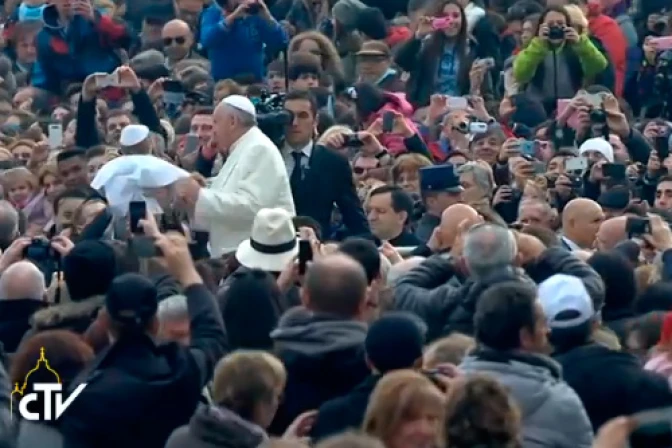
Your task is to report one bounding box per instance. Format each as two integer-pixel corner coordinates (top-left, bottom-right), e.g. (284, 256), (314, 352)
(32, 5), (130, 94)
(28, 294), (105, 338)
(460, 347), (593, 448)
(556, 344), (672, 431)
(165, 404), (267, 448)
(59, 284), (227, 448)
(268, 307), (369, 434)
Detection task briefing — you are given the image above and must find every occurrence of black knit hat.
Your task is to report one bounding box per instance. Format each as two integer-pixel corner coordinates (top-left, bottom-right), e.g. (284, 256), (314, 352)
(365, 312), (425, 373)
(63, 241), (117, 302)
(105, 273), (158, 329)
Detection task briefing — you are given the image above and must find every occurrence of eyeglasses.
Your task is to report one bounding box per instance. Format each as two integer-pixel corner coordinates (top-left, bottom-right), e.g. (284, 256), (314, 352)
(163, 36), (187, 46)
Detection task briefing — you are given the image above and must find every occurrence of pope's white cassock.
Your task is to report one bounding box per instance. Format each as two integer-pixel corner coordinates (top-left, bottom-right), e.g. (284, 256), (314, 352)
(193, 126), (295, 257)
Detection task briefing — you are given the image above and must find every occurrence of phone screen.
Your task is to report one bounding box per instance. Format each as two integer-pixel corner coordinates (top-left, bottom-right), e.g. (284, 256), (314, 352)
(602, 163), (626, 179)
(630, 407), (672, 446)
(298, 239), (313, 275)
(626, 217), (650, 237)
(129, 201), (147, 234)
(184, 134), (200, 154)
(48, 124), (63, 149)
(382, 112), (394, 134)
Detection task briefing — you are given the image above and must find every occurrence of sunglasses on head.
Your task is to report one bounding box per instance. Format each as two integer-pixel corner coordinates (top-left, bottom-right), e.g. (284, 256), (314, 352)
(163, 36), (187, 46)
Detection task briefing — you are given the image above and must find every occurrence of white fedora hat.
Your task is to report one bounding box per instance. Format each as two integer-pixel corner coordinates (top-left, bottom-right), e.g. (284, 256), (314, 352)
(236, 208), (298, 272)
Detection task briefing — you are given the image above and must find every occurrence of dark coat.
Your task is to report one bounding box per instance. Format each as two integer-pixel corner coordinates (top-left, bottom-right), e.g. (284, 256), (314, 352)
(389, 229), (422, 247)
(378, 70), (406, 93)
(268, 307), (369, 435)
(310, 375), (380, 442)
(60, 284), (227, 448)
(554, 343), (672, 431)
(395, 36), (492, 108)
(394, 248), (605, 340)
(292, 144), (370, 239)
(0, 299), (45, 353)
(165, 404), (267, 448)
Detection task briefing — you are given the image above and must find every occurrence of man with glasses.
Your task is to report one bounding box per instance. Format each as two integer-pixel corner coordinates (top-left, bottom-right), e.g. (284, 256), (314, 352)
(162, 19), (200, 69)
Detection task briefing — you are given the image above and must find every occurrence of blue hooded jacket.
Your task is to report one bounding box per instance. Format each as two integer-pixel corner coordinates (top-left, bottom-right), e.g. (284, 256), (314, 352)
(200, 4), (288, 82)
(32, 5), (130, 94)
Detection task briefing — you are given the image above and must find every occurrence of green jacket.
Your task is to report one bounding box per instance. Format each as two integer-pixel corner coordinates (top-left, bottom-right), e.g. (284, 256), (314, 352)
(513, 35), (608, 85)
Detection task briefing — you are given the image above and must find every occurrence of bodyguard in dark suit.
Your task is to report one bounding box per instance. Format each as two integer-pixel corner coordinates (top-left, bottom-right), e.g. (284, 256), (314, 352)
(282, 90), (370, 239)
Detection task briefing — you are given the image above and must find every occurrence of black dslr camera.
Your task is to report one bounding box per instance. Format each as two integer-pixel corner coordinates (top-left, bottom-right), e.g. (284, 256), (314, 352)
(548, 26), (565, 40)
(24, 238), (58, 262)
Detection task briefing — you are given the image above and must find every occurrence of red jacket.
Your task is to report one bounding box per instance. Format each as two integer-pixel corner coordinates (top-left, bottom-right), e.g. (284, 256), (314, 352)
(588, 14), (627, 95)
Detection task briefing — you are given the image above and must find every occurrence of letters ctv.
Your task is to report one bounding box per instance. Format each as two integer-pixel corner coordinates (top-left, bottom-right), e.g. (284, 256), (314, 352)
(10, 347), (87, 421)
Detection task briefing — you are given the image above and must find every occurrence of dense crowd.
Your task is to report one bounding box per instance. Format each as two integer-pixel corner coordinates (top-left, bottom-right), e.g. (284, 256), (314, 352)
(0, 0), (670, 447)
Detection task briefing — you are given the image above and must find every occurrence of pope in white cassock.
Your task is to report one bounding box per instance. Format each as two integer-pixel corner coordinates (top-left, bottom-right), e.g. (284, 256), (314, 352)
(174, 95), (295, 257)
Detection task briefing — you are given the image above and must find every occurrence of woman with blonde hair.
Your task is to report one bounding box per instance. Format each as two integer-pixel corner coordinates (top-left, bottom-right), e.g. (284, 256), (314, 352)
(363, 370), (446, 448)
(289, 31), (345, 84)
(166, 350), (313, 448)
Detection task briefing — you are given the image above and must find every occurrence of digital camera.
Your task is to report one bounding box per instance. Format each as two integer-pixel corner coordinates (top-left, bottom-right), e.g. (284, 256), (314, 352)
(548, 26), (565, 40)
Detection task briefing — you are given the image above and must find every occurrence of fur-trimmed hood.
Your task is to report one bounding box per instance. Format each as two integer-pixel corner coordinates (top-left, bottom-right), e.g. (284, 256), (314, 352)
(30, 295), (105, 332)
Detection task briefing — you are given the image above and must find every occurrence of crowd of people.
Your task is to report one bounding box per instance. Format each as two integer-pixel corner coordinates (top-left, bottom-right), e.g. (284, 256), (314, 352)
(0, 0), (670, 446)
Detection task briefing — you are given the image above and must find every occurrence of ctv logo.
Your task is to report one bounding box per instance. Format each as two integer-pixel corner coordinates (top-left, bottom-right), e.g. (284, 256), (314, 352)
(10, 347), (87, 421)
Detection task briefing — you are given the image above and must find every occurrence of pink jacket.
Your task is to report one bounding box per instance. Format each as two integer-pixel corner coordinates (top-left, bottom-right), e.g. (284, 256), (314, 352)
(367, 93), (418, 156)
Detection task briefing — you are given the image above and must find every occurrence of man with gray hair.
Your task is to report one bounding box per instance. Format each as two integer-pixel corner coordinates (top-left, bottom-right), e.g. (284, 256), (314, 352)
(457, 161), (494, 205)
(157, 294), (190, 346)
(393, 222), (604, 340)
(174, 95), (295, 256)
(0, 261), (46, 352)
(0, 200), (19, 252)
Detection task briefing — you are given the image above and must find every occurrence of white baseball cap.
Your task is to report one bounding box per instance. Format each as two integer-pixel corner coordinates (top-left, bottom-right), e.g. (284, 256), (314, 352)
(119, 124), (150, 147)
(221, 94), (256, 118)
(539, 274), (595, 329)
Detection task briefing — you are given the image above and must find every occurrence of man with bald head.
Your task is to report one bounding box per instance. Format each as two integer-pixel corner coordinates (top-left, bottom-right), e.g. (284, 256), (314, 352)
(0, 261), (46, 352)
(270, 254), (370, 433)
(434, 203), (482, 253)
(174, 95), (295, 256)
(162, 19), (197, 68)
(411, 203), (481, 257)
(595, 216), (628, 252)
(561, 198), (605, 251)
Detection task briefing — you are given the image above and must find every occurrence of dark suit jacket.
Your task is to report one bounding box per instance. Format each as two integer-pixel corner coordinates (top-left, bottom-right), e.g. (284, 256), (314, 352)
(292, 144), (370, 239)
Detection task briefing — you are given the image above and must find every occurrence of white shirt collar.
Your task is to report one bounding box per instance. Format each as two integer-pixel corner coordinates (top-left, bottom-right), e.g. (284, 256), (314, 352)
(284, 141), (313, 158)
(561, 235), (583, 251)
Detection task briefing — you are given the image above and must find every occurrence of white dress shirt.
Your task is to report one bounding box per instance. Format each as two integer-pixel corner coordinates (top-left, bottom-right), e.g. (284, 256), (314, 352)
(561, 235), (583, 252)
(282, 141), (313, 175)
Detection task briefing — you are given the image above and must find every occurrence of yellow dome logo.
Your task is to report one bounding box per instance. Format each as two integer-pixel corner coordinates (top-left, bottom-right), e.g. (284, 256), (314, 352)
(10, 347), (87, 421)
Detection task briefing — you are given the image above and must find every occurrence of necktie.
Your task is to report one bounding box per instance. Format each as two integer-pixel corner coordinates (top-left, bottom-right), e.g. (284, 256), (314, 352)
(290, 152), (303, 191)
